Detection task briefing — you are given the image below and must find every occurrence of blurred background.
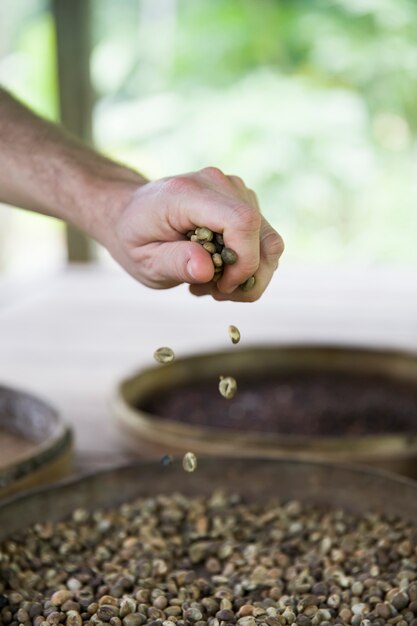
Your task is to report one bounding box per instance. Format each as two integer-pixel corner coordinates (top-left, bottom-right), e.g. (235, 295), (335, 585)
(1, 0), (417, 276)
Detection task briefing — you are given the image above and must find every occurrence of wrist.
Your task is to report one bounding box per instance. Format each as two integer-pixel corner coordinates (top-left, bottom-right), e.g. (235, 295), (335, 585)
(63, 158), (148, 248)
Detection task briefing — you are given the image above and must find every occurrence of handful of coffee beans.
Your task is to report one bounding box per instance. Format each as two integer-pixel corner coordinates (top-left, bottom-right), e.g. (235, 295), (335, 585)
(186, 226), (255, 291)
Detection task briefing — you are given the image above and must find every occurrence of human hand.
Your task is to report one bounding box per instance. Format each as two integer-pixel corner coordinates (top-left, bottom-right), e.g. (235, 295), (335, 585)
(104, 167), (284, 302)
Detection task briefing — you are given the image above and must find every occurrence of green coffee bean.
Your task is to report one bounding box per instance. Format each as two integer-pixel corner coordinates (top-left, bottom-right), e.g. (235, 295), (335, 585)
(195, 227), (213, 242)
(219, 376), (237, 399)
(203, 242), (216, 254)
(182, 452), (197, 472)
(212, 253), (223, 268)
(240, 276), (256, 291)
(228, 325), (241, 345)
(221, 247), (238, 265)
(153, 347), (175, 364)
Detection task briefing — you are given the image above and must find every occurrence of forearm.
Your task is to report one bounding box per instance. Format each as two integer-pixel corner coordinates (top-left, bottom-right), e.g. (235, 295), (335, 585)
(0, 88), (146, 244)
(0, 89), (284, 301)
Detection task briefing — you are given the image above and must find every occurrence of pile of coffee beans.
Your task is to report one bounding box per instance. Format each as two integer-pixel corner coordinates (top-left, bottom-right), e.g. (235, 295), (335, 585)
(1, 492), (417, 626)
(186, 227), (255, 291)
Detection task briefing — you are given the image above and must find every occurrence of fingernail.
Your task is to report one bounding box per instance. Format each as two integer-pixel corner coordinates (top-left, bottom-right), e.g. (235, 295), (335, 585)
(187, 258), (197, 281)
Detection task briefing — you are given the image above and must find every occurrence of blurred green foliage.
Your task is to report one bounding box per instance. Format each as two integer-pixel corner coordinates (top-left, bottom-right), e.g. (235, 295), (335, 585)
(1, 0), (416, 271)
(91, 0), (417, 263)
(0, 0), (62, 274)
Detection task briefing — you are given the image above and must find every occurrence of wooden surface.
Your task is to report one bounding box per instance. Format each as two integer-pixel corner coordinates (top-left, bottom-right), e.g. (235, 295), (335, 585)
(0, 264), (416, 473)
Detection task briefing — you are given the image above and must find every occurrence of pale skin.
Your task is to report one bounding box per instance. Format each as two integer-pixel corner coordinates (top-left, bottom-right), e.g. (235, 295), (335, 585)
(0, 88), (284, 301)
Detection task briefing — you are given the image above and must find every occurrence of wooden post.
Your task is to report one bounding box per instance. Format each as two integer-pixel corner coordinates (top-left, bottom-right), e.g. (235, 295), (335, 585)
(53, 0), (94, 262)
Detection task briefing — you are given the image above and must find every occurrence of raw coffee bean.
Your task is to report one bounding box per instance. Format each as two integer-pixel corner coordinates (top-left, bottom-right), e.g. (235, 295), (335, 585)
(219, 376), (237, 399)
(182, 452), (197, 472)
(47, 610), (65, 624)
(392, 593), (409, 611)
(122, 614), (145, 626)
(50, 591), (73, 607)
(97, 605), (119, 621)
(66, 611), (83, 626)
(203, 242), (217, 254)
(240, 276), (256, 291)
(61, 601), (80, 612)
(99, 596), (118, 607)
(16, 608), (30, 622)
(195, 227), (214, 242)
(221, 248), (238, 265)
(212, 253), (223, 268)
(216, 609), (235, 621)
(238, 604), (255, 617)
(184, 608), (203, 622)
(153, 347), (175, 364)
(228, 325), (241, 345)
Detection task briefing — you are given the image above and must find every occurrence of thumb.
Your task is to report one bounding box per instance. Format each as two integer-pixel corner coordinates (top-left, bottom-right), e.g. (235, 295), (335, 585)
(153, 241), (215, 285)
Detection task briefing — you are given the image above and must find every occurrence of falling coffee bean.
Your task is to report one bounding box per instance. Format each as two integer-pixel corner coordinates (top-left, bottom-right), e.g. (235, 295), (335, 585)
(219, 376), (237, 399)
(182, 452), (197, 472)
(228, 325), (241, 345)
(153, 347), (175, 364)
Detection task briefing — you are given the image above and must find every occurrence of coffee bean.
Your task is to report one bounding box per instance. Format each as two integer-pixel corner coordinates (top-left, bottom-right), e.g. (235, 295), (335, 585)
(203, 242), (217, 254)
(240, 276), (256, 291)
(153, 347), (175, 364)
(195, 227), (214, 242)
(219, 376), (237, 399)
(212, 253), (223, 268)
(221, 248), (238, 265)
(182, 452), (197, 472)
(216, 609), (235, 621)
(228, 325), (241, 345)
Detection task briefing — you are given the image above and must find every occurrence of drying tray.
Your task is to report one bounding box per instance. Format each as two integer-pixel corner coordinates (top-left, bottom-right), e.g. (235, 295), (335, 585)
(1, 458), (417, 540)
(0, 384), (72, 498)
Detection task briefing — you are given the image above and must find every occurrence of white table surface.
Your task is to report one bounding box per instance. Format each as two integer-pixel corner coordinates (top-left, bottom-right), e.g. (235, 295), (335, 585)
(0, 264), (416, 471)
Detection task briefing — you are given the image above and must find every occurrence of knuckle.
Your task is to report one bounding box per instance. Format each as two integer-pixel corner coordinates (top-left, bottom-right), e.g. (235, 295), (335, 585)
(248, 189), (260, 209)
(264, 230), (285, 259)
(229, 174), (245, 187)
(235, 204), (262, 232)
(163, 175), (196, 196)
(201, 166), (226, 181)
